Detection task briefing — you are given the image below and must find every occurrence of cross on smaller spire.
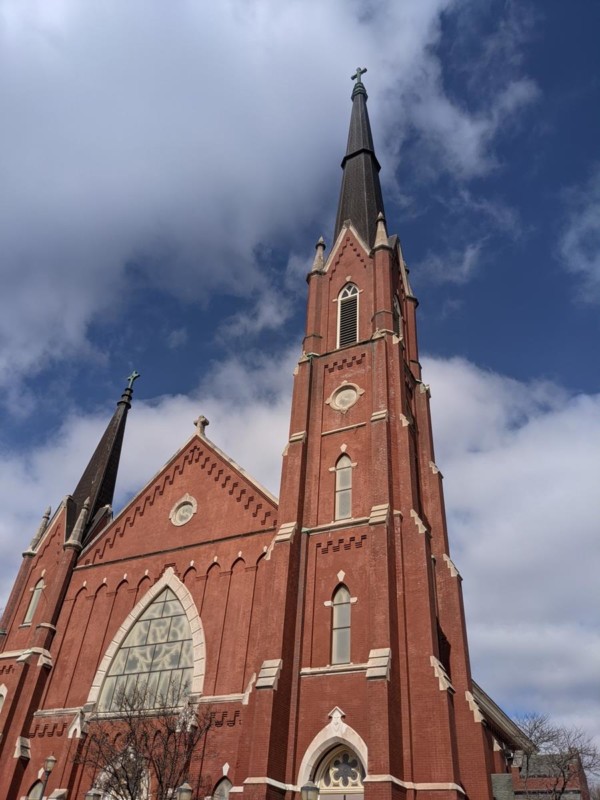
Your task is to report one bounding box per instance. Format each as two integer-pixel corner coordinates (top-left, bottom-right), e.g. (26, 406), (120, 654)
(351, 66), (367, 85)
(126, 370), (140, 390)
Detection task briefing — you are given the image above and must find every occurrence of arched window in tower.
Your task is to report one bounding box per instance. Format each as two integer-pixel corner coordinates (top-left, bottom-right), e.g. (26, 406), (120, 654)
(315, 744), (365, 800)
(338, 284), (359, 347)
(23, 578), (45, 625)
(335, 454), (353, 520)
(331, 585), (351, 664)
(97, 588), (193, 712)
(393, 295), (403, 337)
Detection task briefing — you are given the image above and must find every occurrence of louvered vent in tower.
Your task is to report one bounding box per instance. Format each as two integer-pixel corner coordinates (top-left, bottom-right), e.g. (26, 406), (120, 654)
(338, 284), (359, 347)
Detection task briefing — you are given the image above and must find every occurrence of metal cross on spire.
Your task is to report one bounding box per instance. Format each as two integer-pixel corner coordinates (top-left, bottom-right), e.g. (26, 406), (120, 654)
(351, 66), (367, 85)
(126, 369), (140, 390)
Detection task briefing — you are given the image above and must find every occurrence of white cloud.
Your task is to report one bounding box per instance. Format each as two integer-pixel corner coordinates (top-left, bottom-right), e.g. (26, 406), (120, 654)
(0, 0), (538, 390)
(424, 355), (600, 742)
(1, 351), (598, 746)
(560, 166), (600, 300)
(418, 241), (485, 284)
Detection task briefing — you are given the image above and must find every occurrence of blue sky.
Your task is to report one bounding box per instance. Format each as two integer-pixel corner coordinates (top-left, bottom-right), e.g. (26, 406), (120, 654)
(1, 0), (599, 748)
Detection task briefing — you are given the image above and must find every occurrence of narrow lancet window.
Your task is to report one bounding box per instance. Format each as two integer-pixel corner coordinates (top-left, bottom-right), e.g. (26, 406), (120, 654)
(393, 295), (403, 337)
(331, 585), (351, 664)
(23, 578), (44, 625)
(335, 454), (353, 520)
(338, 284), (359, 347)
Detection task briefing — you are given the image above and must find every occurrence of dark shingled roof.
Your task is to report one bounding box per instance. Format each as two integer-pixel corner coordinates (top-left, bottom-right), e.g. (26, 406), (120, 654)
(71, 384), (134, 541)
(333, 78), (385, 249)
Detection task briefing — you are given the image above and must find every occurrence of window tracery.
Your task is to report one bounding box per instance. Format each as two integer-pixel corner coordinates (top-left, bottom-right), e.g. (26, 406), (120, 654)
(315, 745), (365, 798)
(98, 588), (193, 712)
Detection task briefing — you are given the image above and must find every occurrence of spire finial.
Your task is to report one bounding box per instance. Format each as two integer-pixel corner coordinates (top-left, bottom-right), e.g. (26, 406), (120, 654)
(25, 506), (52, 554)
(351, 67), (368, 97)
(373, 212), (391, 251)
(311, 236), (326, 273)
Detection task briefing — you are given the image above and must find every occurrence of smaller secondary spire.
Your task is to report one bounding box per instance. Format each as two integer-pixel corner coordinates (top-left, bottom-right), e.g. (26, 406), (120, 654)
(25, 506), (52, 553)
(71, 372), (139, 541)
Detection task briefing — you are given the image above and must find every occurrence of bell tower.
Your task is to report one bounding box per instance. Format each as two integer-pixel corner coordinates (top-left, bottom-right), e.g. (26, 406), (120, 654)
(242, 70), (496, 800)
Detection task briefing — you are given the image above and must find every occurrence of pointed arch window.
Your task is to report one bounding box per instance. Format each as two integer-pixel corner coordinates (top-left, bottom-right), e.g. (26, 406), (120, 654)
(393, 295), (403, 337)
(331, 585), (351, 664)
(26, 782), (44, 800)
(23, 578), (44, 625)
(338, 284), (359, 348)
(335, 454), (353, 521)
(98, 588), (193, 712)
(213, 777), (233, 800)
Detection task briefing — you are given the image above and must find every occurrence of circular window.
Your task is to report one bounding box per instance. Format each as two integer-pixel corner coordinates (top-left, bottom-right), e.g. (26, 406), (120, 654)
(332, 386), (358, 411)
(169, 494), (197, 527)
(327, 382), (364, 413)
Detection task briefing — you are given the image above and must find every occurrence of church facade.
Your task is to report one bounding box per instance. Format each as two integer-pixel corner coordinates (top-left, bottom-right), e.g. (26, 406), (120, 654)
(0, 74), (534, 800)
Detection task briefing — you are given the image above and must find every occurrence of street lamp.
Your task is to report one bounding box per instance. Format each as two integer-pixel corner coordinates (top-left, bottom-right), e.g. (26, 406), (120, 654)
(40, 755), (57, 795)
(176, 782), (193, 800)
(301, 780), (319, 800)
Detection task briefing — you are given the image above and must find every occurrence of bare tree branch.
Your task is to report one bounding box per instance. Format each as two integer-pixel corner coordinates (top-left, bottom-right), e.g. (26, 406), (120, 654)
(516, 713), (599, 800)
(75, 682), (211, 800)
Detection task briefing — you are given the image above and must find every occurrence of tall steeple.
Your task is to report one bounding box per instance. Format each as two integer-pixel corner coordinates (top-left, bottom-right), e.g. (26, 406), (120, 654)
(333, 67), (385, 248)
(71, 371), (139, 537)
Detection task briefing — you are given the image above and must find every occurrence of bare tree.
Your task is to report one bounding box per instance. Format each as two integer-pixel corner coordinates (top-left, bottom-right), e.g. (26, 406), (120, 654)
(75, 683), (211, 800)
(517, 713), (600, 800)
(589, 782), (600, 800)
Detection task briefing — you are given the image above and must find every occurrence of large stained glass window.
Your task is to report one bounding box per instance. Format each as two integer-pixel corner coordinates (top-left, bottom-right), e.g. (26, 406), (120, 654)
(98, 588), (193, 712)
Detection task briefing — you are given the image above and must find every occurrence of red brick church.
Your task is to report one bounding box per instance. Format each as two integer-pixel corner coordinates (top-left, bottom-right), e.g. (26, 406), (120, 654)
(0, 72), (538, 800)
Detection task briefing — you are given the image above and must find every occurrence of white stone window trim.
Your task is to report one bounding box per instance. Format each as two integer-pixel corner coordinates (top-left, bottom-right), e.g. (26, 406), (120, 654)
(86, 567), (206, 708)
(297, 706), (368, 788)
(169, 493), (198, 527)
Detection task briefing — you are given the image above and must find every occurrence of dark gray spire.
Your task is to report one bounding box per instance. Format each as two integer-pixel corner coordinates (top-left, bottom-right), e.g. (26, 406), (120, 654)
(333, 68), (385, 248)
(71, 372), (138, 540)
